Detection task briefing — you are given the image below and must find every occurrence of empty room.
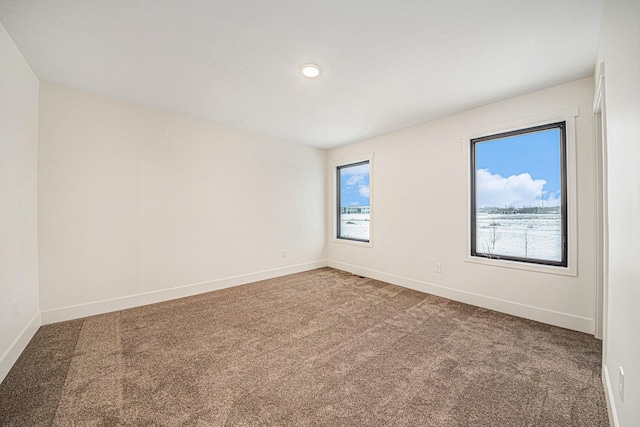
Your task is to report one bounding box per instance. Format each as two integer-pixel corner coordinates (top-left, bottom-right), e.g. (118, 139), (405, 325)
(1, 0), (638, 425)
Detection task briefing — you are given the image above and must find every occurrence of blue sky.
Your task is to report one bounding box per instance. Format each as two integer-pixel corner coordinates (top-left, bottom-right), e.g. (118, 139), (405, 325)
(476, 128), (561, 208)
(340, 163), (370, 207)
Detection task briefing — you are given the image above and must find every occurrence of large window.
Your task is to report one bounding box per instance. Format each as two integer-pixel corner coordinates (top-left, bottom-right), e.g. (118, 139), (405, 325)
(337, 160), (370, 242)
(470, 122), (567, 267)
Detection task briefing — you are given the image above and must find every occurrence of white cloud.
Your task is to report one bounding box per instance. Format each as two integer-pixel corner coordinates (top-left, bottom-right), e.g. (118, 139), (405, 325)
(346, 174), (364, 186)
(342, 164), (370, 190)
(543, 190), (562, 207)
(341, 164), (369, 176)
(358, 185), (370, 198)
(476, 169), (559, 208)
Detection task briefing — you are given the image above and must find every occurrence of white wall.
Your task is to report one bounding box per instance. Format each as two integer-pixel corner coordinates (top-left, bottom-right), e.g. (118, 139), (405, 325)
(597, 0), (640, 425)
(328, 78), (597, 333)
(0, 22), (40, 382)
(38, 83), (327, 322)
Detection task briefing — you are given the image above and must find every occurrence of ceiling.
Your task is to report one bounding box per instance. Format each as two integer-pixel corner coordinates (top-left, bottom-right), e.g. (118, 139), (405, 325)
(0, 0), (603, 149)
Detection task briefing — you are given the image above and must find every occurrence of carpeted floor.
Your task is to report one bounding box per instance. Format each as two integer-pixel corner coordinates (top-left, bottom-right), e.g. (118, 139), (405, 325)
(0, 268), (608, 426)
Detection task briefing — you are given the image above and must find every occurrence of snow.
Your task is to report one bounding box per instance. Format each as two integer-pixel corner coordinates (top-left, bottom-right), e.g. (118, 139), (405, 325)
(476, 212), (562, 262)
(337, 211), (562, 262)
(339, 214), (370, 241)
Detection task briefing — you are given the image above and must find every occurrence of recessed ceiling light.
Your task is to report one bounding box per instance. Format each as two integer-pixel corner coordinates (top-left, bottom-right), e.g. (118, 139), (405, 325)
(302, 64), (320, 78)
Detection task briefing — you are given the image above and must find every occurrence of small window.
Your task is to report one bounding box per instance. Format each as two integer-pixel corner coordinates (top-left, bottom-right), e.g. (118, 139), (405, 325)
(470, 122), (567, 267)
(337, 160), (370, 242)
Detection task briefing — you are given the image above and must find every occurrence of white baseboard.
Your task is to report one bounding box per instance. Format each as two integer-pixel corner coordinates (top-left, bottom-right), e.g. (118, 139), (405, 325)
(0, 311), (41, 384)
(603, 365), (619, 427)
(41, 260), (328, 325)
(328, 260), (594, 334)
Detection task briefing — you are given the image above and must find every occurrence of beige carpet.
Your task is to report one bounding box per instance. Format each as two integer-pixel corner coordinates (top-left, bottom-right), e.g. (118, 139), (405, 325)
(0, 268), (608, 426)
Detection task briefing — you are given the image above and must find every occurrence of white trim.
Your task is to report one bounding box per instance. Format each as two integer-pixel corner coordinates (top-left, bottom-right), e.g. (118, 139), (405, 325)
(41, 260), (328, 324)
(0, 311), (42, 384)
(461, 108), (580, 277)
(328, 259), (594, 334)
(462, 256), (576, 276)
(332, 152), (375, 169)
(603, 365), (619, 427)
(462, 107), (579, 141)
(331, 152), (374, 248)
(593, 63), (608, 342)
(593, 63), (606, 114)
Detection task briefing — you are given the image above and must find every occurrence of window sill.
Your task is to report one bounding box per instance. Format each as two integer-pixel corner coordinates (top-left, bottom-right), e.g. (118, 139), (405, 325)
(465, 255), (576, 277)
(333, 238), (373, 248)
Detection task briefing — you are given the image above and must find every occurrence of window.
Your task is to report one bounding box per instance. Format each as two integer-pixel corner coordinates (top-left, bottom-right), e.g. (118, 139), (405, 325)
(470, 122), (567, 267)
(337, 160), (371, 242)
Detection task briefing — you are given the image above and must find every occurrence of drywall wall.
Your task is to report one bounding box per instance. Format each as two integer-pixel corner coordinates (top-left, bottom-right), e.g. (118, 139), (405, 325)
(0, 22), (40, 382)
(327, 78), (597, 333)
(597, 0), (640, 425)
(38, 83), (327, 321)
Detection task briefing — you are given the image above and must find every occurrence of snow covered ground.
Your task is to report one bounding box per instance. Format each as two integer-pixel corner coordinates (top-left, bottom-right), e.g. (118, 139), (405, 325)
(340, 213), (370, 241)
(337, 211), (561, 262)
(476, 212), (562, 262)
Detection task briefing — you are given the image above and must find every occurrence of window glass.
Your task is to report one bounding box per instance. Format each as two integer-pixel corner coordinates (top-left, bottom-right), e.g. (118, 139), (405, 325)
(471, 122), (567, 266)
(337, 161), (370, 242)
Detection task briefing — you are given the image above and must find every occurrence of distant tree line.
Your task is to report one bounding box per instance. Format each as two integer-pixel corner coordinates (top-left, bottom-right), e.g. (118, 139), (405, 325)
(479, 205), (560, 214)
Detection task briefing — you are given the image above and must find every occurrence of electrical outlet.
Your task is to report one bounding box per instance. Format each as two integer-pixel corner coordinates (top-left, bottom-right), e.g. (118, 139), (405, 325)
(619, 366), (625, 401)
(435, 263), (442, 273)
(282, 249), (288, 258)
(12, 300), (18, 320)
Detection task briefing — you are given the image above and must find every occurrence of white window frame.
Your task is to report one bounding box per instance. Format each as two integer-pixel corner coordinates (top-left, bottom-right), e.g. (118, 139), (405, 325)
(462, 108), (578, 276)
(333, 153), (374, 247)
